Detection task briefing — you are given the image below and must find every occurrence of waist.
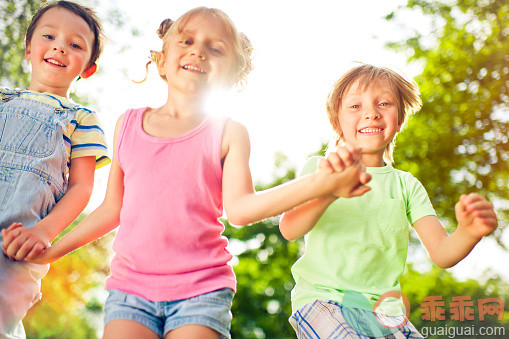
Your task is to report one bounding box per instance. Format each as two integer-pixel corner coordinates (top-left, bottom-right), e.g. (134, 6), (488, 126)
(106, 259), (236, 302)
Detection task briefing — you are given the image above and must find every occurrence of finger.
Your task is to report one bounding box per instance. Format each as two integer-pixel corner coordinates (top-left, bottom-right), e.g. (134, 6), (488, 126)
(14, 240), (35, 261)
(4, 236), (28, 259)
(25, 243), (46, 261)
(350, 185), (371, 197)
(337, 147), (354, 167)
(6, 222), (23, 232)
(359, 172), (372, 185)
(327, 152), (345, 172)
(318, 158), (334, 174)
(464, 199), (493, 213)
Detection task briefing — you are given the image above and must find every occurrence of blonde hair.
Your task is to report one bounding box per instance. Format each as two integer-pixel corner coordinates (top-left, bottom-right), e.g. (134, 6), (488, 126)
(140, 7), (253, 88)
(326, 64), (422, 164)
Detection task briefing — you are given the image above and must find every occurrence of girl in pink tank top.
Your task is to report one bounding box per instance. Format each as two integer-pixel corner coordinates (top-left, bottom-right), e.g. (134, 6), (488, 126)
(21, 7), (371, 339)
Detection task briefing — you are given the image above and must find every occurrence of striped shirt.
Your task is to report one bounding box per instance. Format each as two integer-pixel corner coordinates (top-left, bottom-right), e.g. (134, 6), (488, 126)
(0, 87), (110, 172)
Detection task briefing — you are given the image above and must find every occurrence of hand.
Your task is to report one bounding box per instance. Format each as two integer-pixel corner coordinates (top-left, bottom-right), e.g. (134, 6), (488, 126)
(319, 143), (362, 174)
(455, 193), (498, 240)
(328, 162), (372, 198)
(2, 223), (50, 261)
(319, 144), (371, 198)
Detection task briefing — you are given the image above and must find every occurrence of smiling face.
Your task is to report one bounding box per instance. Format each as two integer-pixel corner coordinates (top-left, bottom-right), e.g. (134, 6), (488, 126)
(338, 79), (402, 167)
(25, 7), (96, 97)
(161, 13), (235, 95)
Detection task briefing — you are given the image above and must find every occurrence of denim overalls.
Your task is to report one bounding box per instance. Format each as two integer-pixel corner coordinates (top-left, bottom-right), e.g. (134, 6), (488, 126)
(0, 88), (76, 338)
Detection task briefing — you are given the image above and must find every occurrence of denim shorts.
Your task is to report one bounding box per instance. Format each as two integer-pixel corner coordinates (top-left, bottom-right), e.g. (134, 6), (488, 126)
(104, 288), (234, 338)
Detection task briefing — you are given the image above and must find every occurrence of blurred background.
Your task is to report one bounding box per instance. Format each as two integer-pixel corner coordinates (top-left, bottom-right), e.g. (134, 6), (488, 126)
(1, 0), (508, 337)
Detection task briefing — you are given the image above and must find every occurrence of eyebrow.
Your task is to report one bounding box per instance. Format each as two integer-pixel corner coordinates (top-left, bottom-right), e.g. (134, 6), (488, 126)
(38, 23), (90, 42)
(181, 29), (230, 47)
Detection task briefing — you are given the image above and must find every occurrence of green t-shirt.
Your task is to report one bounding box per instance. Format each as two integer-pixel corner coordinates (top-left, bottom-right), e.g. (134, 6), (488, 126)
(291, 157), (436, 316)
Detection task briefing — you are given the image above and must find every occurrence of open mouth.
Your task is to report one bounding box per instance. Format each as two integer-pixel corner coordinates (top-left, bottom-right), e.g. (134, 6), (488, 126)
(45, 58), (66, 67)
(182, 65), (206, 74)
(358, 127), (384, 134)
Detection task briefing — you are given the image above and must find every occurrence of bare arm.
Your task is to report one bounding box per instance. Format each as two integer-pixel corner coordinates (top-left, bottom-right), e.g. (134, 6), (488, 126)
(279, 195), (337, 241)
(222, 122), (371, 226)
(222, 121), (335, 225)
(2, 155), (96, 261)
(21, 115), (126, 264)
(414, 193), (497, 268)
(279, 148), (372, 241)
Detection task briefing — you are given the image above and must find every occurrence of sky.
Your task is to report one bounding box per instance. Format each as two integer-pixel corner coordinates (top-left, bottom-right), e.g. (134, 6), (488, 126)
(71, 0), (508, 282)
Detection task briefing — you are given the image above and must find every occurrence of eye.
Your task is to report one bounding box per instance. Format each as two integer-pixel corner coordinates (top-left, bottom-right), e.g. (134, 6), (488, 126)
(350, 104), (360, 109)
(379, 102), (391, 107)
(70, 43), (82, 50)
(42, 34), (54, 40)
(210, 47), (223, 55)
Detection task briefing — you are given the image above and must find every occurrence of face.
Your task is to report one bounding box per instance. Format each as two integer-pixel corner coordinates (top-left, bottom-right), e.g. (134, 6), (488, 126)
(338, 79), (402, 166)
(161, 13), (235, 94)
(25, 7), (96, 97)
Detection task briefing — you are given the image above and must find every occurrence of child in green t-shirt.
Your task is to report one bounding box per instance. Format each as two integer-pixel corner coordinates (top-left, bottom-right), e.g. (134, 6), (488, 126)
(279, 64), (498, 338)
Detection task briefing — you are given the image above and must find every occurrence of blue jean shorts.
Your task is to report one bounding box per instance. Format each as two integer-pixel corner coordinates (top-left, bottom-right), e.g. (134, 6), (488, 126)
(104, 288), (234, 338)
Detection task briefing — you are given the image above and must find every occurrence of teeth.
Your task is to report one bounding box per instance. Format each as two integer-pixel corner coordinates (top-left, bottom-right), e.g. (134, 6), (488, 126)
(183, 65), (205, 74)
(360, 127), (383, 133)
(46, 59), (65, 67)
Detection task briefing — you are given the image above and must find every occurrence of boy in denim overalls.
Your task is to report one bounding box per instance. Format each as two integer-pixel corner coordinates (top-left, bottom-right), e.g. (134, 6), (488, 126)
(0, 2), (110, 337)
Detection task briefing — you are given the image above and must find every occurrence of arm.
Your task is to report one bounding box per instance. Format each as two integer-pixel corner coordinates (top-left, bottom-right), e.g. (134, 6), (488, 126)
(222, 121), (370, 226)
(414, 193), (497, 269)
(279, 147), (371, 241)
(2, 155), (96, 261)
(279, 195), (337, 241)
(21, 115), (126, 264)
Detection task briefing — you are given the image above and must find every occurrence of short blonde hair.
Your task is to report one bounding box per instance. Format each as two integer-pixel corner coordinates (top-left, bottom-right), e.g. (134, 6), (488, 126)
(326, 64), (422, 163)
(148, 7), (253, 88)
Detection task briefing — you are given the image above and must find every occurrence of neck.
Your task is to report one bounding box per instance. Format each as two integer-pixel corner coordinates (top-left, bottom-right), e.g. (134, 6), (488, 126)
(361, 153), (386, 167)
(27, 82), (69, 98)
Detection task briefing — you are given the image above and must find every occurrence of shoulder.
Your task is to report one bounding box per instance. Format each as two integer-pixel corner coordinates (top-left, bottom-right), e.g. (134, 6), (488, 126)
(223, 119), (250, 144)
(393, 168), (426, 188)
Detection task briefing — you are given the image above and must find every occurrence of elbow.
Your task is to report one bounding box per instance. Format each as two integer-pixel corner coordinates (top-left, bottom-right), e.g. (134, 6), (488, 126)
(225, 211), (252, 227)
(279, 220), (298, 241)
(279, 229), (297, 241)
(430, 256), (456, 269)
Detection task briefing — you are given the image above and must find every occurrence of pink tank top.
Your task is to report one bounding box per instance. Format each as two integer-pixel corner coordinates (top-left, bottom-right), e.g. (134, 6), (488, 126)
(105, 107), (235, 301)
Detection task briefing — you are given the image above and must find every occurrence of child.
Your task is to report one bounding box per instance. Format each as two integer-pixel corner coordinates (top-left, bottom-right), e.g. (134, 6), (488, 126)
(0, 1), (109, 337)
(279, 64), (498, 338)
(17, 7), (371, 339)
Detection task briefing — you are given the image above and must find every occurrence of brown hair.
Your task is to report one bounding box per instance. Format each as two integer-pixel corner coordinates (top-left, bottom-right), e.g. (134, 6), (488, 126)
(326, 64), (422, 163)
(144, 7), (253, 88)
(25, 1), (104, 68)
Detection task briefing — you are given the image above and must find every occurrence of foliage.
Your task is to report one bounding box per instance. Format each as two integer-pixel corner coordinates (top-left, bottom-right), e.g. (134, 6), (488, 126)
(385, 0), (509, 241)
(0, 0), (39, 88)
(401, 265), (509, 337)
(23, 214), (115, 338)
(225, 153), (508, 338)
(224, 153), (299, 338)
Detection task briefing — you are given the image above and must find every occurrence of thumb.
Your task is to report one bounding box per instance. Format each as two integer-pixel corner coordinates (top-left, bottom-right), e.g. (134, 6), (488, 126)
(350, 185), (371, 198)
(360, 172), (371, 185)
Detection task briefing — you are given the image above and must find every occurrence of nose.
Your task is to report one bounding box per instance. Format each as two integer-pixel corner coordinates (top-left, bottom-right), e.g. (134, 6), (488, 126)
(53, 42), (66, 54)
(363, 108), (380, 120)
(190, 45), (206, 60)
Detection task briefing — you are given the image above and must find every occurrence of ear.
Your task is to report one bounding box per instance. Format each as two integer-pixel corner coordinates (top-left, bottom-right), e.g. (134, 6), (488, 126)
(25, 44), (31, 61)
(396, 117), (403, 132)
(80, 63), (97, 79)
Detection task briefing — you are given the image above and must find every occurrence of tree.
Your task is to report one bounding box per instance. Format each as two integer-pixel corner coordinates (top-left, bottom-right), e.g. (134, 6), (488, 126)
(225, 153), (509, 338)
(0, 0), (40, 87)
(385, 0), (508, 242)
